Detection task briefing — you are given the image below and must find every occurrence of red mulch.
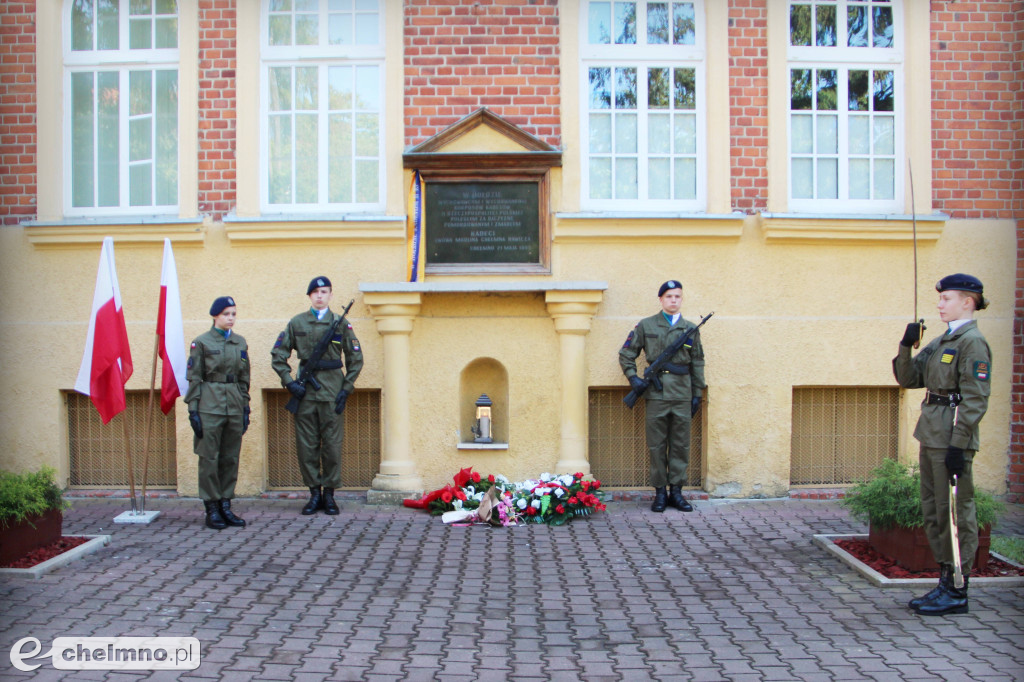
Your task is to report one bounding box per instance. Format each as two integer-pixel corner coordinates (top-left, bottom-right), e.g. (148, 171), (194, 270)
(0, 537), (91, 569)
(835, 538), (1024, 579)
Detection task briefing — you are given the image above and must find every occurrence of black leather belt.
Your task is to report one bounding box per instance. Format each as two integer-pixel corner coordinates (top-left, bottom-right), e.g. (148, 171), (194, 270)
(925, 390), (960, 407)
(299, 360), (343, 371)
(659, 363), (690, 376)
(206, 375), (236, 383)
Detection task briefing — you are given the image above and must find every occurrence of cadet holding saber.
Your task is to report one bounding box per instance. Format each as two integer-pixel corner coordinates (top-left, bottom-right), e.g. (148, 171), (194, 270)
(893, 274), (992, 616)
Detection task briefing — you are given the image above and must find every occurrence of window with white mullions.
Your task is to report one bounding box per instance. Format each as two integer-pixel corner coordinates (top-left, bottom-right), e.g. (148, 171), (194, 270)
(581, 1), (705, 211)
(787, 0), (901, 213)
(65, 0), (179, 215)
(261, 0), (384, 213)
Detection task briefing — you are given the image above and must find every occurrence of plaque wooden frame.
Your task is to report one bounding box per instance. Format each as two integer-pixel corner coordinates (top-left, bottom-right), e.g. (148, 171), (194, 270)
(403, 108), (561, 275)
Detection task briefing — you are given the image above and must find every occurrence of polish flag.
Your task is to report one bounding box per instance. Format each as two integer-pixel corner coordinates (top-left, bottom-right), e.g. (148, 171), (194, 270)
(75, 237), (133, 424)
(157, 239), (187, 413)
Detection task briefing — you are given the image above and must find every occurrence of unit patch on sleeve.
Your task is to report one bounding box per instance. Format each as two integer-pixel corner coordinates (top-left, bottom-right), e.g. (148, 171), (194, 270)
(622, 329), (635, 349)
(973, 361), (990, 381)
(940, 349), (957, 364)
(274, 332), (285, 349)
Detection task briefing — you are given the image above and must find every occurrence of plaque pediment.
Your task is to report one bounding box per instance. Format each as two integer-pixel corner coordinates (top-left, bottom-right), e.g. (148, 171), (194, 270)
(403, 108), (561, 170)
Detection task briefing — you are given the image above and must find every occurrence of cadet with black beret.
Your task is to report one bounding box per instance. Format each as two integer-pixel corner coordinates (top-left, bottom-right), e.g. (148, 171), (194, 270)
(185, 296), (251, 530)
(619, 280), (706, 512)
(271, 277), (363, 515)
(894, 273), (992, 616)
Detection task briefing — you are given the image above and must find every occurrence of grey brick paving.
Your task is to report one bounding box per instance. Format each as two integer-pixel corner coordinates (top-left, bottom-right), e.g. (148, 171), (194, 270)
(1, 497), (1022, 680)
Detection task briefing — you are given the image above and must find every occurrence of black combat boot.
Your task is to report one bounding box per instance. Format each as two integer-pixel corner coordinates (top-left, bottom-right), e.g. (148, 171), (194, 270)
(668, 485), (693, 512)
(301, 486), (323, 515)
(908, 563), (952, 610)
(651, 487), (668, 513)
(219, 499), (246, 527)
(203, 500), (227, 530)
(914, 573), (969, 616)
(323, 487), (340, 515)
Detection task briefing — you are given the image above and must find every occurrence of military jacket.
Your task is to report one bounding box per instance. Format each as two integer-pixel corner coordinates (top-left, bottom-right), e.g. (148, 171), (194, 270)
(619, 312), (706, 401)
(893, 320), (991, 450)
(185, 328), (251, 415)
(271, 308), (363, 400)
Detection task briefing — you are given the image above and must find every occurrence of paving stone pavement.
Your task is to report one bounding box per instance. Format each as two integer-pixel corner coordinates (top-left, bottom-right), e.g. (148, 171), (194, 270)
(1, 497), (1022, 681)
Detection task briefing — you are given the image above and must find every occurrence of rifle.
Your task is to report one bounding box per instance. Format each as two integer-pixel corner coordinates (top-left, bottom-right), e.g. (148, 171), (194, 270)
(284, 299), (354, 415)
(623, 311), (713, 409)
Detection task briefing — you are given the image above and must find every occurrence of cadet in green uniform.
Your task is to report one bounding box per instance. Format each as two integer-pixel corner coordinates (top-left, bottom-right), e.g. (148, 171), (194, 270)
(271, 276), (363, 515)
(186, 296), (251, 530)
(893, 274), (991, 616)
(619, 280), (706, 512)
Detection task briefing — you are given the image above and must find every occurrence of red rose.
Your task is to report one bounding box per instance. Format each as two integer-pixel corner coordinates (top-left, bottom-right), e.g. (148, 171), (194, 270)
(556, 504), (566, 514)
(568, 496), (578, 505)
(526, 507), (536, 516)
(472, 472), (481, 483)
(574, 472), (584, 479)
(441, 491), (453, 503)
(455, 489), (467, 501)
(581, 481), (590, 491)
(488, 474), (495, 483)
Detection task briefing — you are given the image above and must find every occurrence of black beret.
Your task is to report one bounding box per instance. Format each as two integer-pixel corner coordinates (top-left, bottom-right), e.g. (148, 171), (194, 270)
(210, 296), (236, 316)
(936, 273), (983, 295)
(658, 280), (682, 297)
(307, 276), (332, 295)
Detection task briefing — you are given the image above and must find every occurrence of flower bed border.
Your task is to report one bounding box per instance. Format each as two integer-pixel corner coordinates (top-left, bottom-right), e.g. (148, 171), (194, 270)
(813, 534), (1024, 588)
(0, 535), (110, 580)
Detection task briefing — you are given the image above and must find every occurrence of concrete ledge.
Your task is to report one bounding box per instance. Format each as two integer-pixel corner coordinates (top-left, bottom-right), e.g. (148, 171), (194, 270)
(366, 490), (421, 506)
(814, 533), (1024, 588)
(0, 535), (111, 580)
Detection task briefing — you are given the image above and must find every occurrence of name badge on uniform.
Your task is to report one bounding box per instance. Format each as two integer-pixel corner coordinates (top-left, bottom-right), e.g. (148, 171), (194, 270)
(940, 349), (957, 364)
(974, 361), (990, 381)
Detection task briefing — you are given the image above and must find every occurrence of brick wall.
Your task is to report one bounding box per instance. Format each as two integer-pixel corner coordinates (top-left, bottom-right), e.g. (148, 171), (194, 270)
(728, 0), (769, 214)
(404, 0), (561, 148)
(197, 0), (237, 221)
(0, 2), (36, 226)
(931, 1), (1022, 219)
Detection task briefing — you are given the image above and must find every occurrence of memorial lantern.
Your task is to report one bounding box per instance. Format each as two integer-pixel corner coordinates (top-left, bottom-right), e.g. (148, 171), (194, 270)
(471, 394), (493, 443)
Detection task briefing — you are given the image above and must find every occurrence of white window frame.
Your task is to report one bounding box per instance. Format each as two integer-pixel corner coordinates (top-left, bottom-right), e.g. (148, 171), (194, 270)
(579, 1), (707, 212)
(62, 0), (180, 217)
(259, 0), (386, 215)
(787, 0), (904, 214)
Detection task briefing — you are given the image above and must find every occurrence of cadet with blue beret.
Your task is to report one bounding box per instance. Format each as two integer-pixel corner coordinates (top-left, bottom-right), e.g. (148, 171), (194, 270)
(619, 280), (706, 513)
(186, 296), (251, 530)
(894, 273), (992, 616)
(271, 277), (363, 516)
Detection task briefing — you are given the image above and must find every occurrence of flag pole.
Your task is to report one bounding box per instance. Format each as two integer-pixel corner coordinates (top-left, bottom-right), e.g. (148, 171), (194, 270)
(121, 417), (138, 514)
(140, 334), (160, 513)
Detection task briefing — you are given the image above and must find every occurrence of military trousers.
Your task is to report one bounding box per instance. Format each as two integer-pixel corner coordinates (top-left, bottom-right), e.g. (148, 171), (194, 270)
(645, 399), (691, 488)
(194, 412), (243, 501)
(294, 399), (344, 488)
(919, 444), (978, 572)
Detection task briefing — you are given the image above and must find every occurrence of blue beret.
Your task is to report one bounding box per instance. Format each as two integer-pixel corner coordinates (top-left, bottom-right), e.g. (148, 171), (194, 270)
(935, 273), (983, 295)
(658, 280), (682, 297)
(307, 276), (332, 295)
(210, 296), (236, 316)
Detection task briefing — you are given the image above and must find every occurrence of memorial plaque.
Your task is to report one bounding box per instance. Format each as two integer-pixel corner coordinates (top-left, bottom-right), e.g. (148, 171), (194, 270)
(425, 182), (540, 265)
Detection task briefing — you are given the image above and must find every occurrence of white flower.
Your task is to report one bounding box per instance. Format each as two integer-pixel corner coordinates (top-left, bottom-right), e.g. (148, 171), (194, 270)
(496, 474), (510, 484)
(558, 474), (574, 487)
(474, 491), (485, 502)
(516, 498), (528, 510)
(554, 488), (565, 499)
(465, 485), (476, 496)
(453, 499), (464, 510)
(540, 472), (552, 482)
(531, 499), (541, 509)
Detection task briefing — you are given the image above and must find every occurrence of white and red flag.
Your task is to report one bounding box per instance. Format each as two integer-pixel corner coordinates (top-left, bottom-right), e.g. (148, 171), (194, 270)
(157, 238), (187, 413)
(75, 237), (133, 424)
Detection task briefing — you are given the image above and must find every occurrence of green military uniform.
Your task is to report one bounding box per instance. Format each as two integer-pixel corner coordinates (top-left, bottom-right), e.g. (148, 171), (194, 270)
(893, 319), (991, 572)
(185, 327), (250, 502)
(271, 308), (363, 488)
(619, 312), (706, 488)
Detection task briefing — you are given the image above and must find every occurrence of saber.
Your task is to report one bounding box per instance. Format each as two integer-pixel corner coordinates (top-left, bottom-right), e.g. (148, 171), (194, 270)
(948, 403), (964, 588)
(948, 474), (965, 589)
(909, 161), (924, 348)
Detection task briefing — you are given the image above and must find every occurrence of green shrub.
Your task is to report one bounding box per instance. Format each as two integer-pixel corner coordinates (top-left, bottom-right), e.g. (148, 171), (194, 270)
(840, 458), (1002, 530)
(0, 467), (69, 529)
(991, 536), (1024, 564)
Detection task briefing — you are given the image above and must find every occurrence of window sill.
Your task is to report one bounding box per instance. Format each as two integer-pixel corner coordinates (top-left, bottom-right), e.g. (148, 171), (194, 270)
(759, 212), (947, 243)
(22, 217), (205, 249)
(553, 211), (745, 243)
(223, 212), (406, 245)
(457, 442), (509, 451)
